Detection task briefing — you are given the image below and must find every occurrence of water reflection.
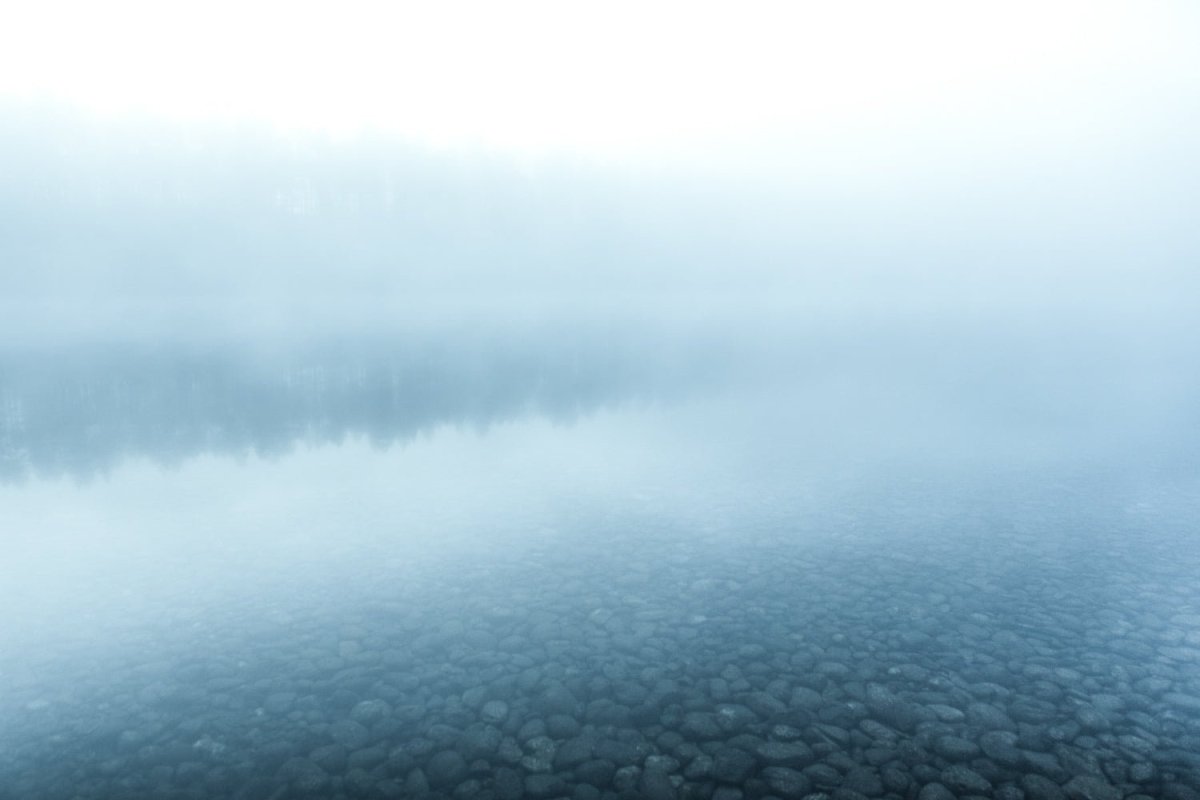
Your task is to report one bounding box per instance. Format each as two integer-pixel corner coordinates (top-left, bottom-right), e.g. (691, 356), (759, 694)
(0, 329), (712, 482)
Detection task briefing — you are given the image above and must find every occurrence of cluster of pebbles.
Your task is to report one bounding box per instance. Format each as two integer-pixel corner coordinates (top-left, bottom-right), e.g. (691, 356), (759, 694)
(1, 487), (1198, 800)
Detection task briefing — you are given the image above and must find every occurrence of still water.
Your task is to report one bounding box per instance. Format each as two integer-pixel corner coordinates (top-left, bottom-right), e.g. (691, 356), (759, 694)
(1, 318), (1198, 800)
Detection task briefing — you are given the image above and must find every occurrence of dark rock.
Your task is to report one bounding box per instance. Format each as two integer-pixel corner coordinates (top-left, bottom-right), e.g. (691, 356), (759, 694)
(842, 767), (884, 797)
(1062, 776), (1122, 800)
(713, 748), (757, 783)
(536, 684), (580, 717)
(790, 687), (824, 710)
(459, 724), (503, 761)
(594, 738), (644, 767)
(426, 750), (468, 788)
(481, 700), (510, 724)
(576, 758), (617, 787)
(681, 712), (723, 741)
(745, 691), (788, 718)
(554, 736), (595, 770)
(939, 765), (991, 794)
(966, 702), (1015, 732)
(761, 766), (812, 799)
(639, 768), (678, 800)
(277, 758), (330, 795)
(347, 744), (388, 770)
(329, 720), (370, 750)
(309, 744), (348, 772)
(547, 713), (582, 738)
(803, 763), (842, 789)
(264, 692), (296, 714)
(493, 767), (523, 800)
(350, 699), (391, 727)
(525, 773), (570, 798)
(715, 704), (759, 733)
(405, 768), (430, 795)
(932, 735), (979, 761)
(979, 731), (1022, 767)
(917, 783), (956, 800)
(756, 741), (813, 768)
(1022, 773), (1067, 800)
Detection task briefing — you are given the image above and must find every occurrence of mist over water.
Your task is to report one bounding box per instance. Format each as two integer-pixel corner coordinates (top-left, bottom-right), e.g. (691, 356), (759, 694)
(2, 10), (1200, 797)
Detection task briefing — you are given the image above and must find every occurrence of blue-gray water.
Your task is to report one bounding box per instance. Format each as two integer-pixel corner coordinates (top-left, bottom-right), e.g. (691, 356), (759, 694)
(2, 40), (1200, 796)
(1, 312), (1198, 800)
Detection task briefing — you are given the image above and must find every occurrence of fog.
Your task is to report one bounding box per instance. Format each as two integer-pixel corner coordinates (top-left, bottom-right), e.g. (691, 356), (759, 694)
(3, 5), (1200, 799)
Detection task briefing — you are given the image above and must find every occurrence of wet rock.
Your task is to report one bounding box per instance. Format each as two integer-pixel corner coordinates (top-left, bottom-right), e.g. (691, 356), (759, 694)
(761, 766), (812, 798)
(680, 712), (723, 740)
(712, 747), (756, 783)
(535, 684), (580, 717)
(459, 723), (502, 760)
(426, 750), (468, 788)
(554, 736), (595, 770)
(277, 758), (330, 795)
(967, 702), (1015, 731)
(264, 692), (297, 714)
(576, 758), (617, 787)
(350, 699), (391, 727)
(521, 735), (557, 773)
(917, 783), (956, 800)
(932, 735), (979, 761)
(842, 766), (885, 796)
(328, 720), (370, 749)
(939, 764), (991, 794)
(1021, 774), (1067, 800)
(979, 731), (1022, 767)
(639, 768), (678, 800)
(756, 740), (813, 768)
(1062, 775), (1122, 800)
(481, 700), (509, 724)
(525, 772), (570, 798)
(546, 713), (582, 738)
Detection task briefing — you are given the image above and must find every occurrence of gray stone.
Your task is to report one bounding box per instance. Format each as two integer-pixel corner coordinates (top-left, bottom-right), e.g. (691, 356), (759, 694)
(843, 766), (884, 797)
(525, 773), (569, 798)
(917, 783), (956, 800)
(680, 712), (723, 740)
(712, 747), (756, 783)
(761, 766), (812, 799)
(459, 724), (502, 760)
(493, 767), (523, 800)
(756, 740), (813, 768)
(535, 684), (580, 717)
(328, 720), (370, 749)
(554, 736), (594, 770)
(1021, 774), (1067, 800)
(1063, 775), (1122, 800)
(481, 700), (509, 724)
(639, 768), (678, 800)
(277, 758), (329, 795)
(932, 735), (979, 761)
(979, 731), (1022, 767)
(546, 713), (582, 738)
(576, 758), (617, 787)
(264, 692), (296, 714)
(426, 750), (468, 788)
(967, 702), (1015, 731)
(940, 764), (991, 794)
(350, 699), (391, 727)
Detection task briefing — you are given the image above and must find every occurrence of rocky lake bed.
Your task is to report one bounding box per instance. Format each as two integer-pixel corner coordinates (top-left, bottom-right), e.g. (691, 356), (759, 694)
(2, 472), (1197, 800)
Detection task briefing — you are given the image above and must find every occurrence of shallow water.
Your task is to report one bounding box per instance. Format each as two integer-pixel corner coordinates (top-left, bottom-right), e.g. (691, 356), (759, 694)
(1, 321), (1198, 800)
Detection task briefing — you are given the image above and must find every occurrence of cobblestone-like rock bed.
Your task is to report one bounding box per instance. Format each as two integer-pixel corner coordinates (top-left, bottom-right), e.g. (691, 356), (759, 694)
(1, 484), (1197, 800)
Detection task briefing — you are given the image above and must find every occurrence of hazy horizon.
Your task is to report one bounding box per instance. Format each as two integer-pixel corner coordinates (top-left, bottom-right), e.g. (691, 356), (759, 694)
(2, 4), (1199, 800)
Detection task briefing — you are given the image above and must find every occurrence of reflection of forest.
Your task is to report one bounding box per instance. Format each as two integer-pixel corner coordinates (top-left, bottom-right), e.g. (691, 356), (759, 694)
(0, 333), (710, 482)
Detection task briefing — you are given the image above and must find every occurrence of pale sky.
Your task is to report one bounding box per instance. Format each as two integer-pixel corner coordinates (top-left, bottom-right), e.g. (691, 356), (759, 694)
(2, 1), (1195, 163)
